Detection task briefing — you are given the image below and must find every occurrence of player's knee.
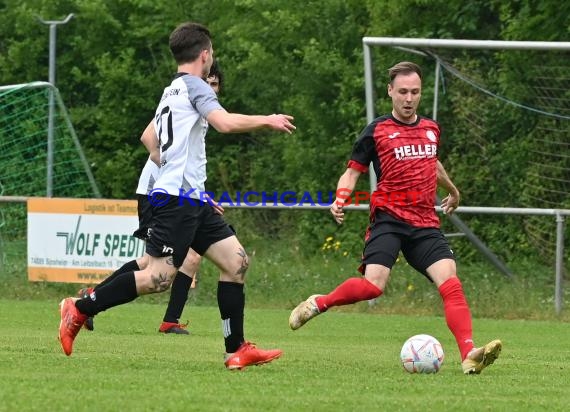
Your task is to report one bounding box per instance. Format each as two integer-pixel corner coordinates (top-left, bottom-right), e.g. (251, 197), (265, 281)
(136, 255), (149, 270)
(135, 269), (175, 294)
(225, 251), (249, 282)
(426, 258), (457, 286)
(149, 271), (175, 293)
(431, 272), (456, 287)
(182, 252), (201, 273)
(364, 265), (391, 290)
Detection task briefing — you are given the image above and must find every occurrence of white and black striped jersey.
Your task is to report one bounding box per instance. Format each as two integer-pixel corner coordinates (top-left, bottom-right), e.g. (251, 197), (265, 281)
(152, 73), (222, 198)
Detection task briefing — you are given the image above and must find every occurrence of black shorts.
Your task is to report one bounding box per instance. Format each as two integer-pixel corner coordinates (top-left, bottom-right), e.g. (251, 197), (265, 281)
(132, 194), (153, 240)
(145, 195), (235, 267)
(133, 194), (237, 242)
(359, 211), (454, 279)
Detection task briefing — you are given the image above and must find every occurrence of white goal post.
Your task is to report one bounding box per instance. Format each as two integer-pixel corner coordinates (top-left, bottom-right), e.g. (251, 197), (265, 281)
(362, 37), (570, 314)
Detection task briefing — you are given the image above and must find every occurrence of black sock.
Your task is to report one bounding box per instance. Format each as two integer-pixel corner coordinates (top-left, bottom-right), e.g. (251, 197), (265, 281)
(76, 272), (138, 317)
(217, 281), (245, 353)
(163, 271), (192, 323)
(95, 260), (140, 290)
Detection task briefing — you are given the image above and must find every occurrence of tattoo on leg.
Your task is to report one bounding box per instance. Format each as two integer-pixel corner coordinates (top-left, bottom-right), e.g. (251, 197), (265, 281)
(235, 248), (249, 280)
(150, 272), (171, 292)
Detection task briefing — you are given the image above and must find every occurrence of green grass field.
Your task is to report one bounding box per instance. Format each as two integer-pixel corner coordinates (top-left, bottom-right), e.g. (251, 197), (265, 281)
(0, 300), (568, 412)
(1, 236), (568, 321)
(1, 229), (568, 411)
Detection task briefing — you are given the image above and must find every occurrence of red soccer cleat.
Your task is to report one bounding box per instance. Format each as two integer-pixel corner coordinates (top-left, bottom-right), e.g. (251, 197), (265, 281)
(224, 341), (283, 370)
(58, 298), (88, 356)
(158, 321), (190, 335)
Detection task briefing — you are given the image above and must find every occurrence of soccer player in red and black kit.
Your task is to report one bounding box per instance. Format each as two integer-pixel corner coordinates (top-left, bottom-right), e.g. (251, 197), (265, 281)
(289, 61), (502, 375)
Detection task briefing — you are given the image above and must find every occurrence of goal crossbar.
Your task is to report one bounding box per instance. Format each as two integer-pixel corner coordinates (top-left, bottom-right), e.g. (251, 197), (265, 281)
(363, 37), (570, 50)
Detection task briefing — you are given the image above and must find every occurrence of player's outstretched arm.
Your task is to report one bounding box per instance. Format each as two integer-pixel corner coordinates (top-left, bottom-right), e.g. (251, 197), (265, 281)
(206, 109), (295, 134)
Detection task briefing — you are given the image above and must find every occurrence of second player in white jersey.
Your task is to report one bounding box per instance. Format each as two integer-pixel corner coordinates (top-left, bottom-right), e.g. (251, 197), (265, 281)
(136, 158), (159, 195)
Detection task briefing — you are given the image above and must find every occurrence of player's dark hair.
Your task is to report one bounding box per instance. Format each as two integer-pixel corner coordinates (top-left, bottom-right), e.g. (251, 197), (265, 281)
(169, 22), (211, 65)
(208, 60), (224, 91)
(388, 61), (422, 84)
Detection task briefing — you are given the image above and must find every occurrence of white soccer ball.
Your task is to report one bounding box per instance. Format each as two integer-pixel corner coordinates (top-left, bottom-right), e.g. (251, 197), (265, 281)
(400, 334), (444, 374)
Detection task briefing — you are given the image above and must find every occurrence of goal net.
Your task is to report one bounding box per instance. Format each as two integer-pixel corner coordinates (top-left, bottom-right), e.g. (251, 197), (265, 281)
(0, 82), (100, 267)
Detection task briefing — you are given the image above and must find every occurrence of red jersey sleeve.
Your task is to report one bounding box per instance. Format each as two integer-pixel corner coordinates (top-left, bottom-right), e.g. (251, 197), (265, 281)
(348, 122), (377, 172)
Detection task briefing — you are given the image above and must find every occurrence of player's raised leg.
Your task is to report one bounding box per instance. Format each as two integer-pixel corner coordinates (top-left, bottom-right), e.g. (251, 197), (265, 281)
(76, 255), (147, 331)
(58, 255), (176, 356)
(289, 264), (386, 330)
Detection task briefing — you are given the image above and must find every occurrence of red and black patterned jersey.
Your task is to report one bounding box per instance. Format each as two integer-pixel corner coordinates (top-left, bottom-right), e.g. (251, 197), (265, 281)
(348, 114), (440, 228)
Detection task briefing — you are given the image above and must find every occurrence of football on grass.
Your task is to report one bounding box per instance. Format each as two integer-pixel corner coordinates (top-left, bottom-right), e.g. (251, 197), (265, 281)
(400, 334), (444, 374)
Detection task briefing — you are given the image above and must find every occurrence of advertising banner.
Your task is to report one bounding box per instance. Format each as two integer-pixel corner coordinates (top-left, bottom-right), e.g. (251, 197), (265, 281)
(27, 198), (143, 284)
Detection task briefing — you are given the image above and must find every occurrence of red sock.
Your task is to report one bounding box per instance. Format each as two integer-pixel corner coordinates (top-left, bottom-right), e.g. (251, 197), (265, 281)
(316, 277), (382, 312)
(438, 277), (474, 360)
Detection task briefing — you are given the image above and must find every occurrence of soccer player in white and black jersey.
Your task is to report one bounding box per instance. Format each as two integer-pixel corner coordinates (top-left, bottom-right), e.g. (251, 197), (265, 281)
(59, 22), (295, 370)
(77, 63), (226, 335)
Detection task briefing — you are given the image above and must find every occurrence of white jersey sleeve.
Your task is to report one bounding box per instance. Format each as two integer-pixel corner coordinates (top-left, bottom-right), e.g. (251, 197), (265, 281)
(136, 157), (160, 195)
(153, 74), (222, 198)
